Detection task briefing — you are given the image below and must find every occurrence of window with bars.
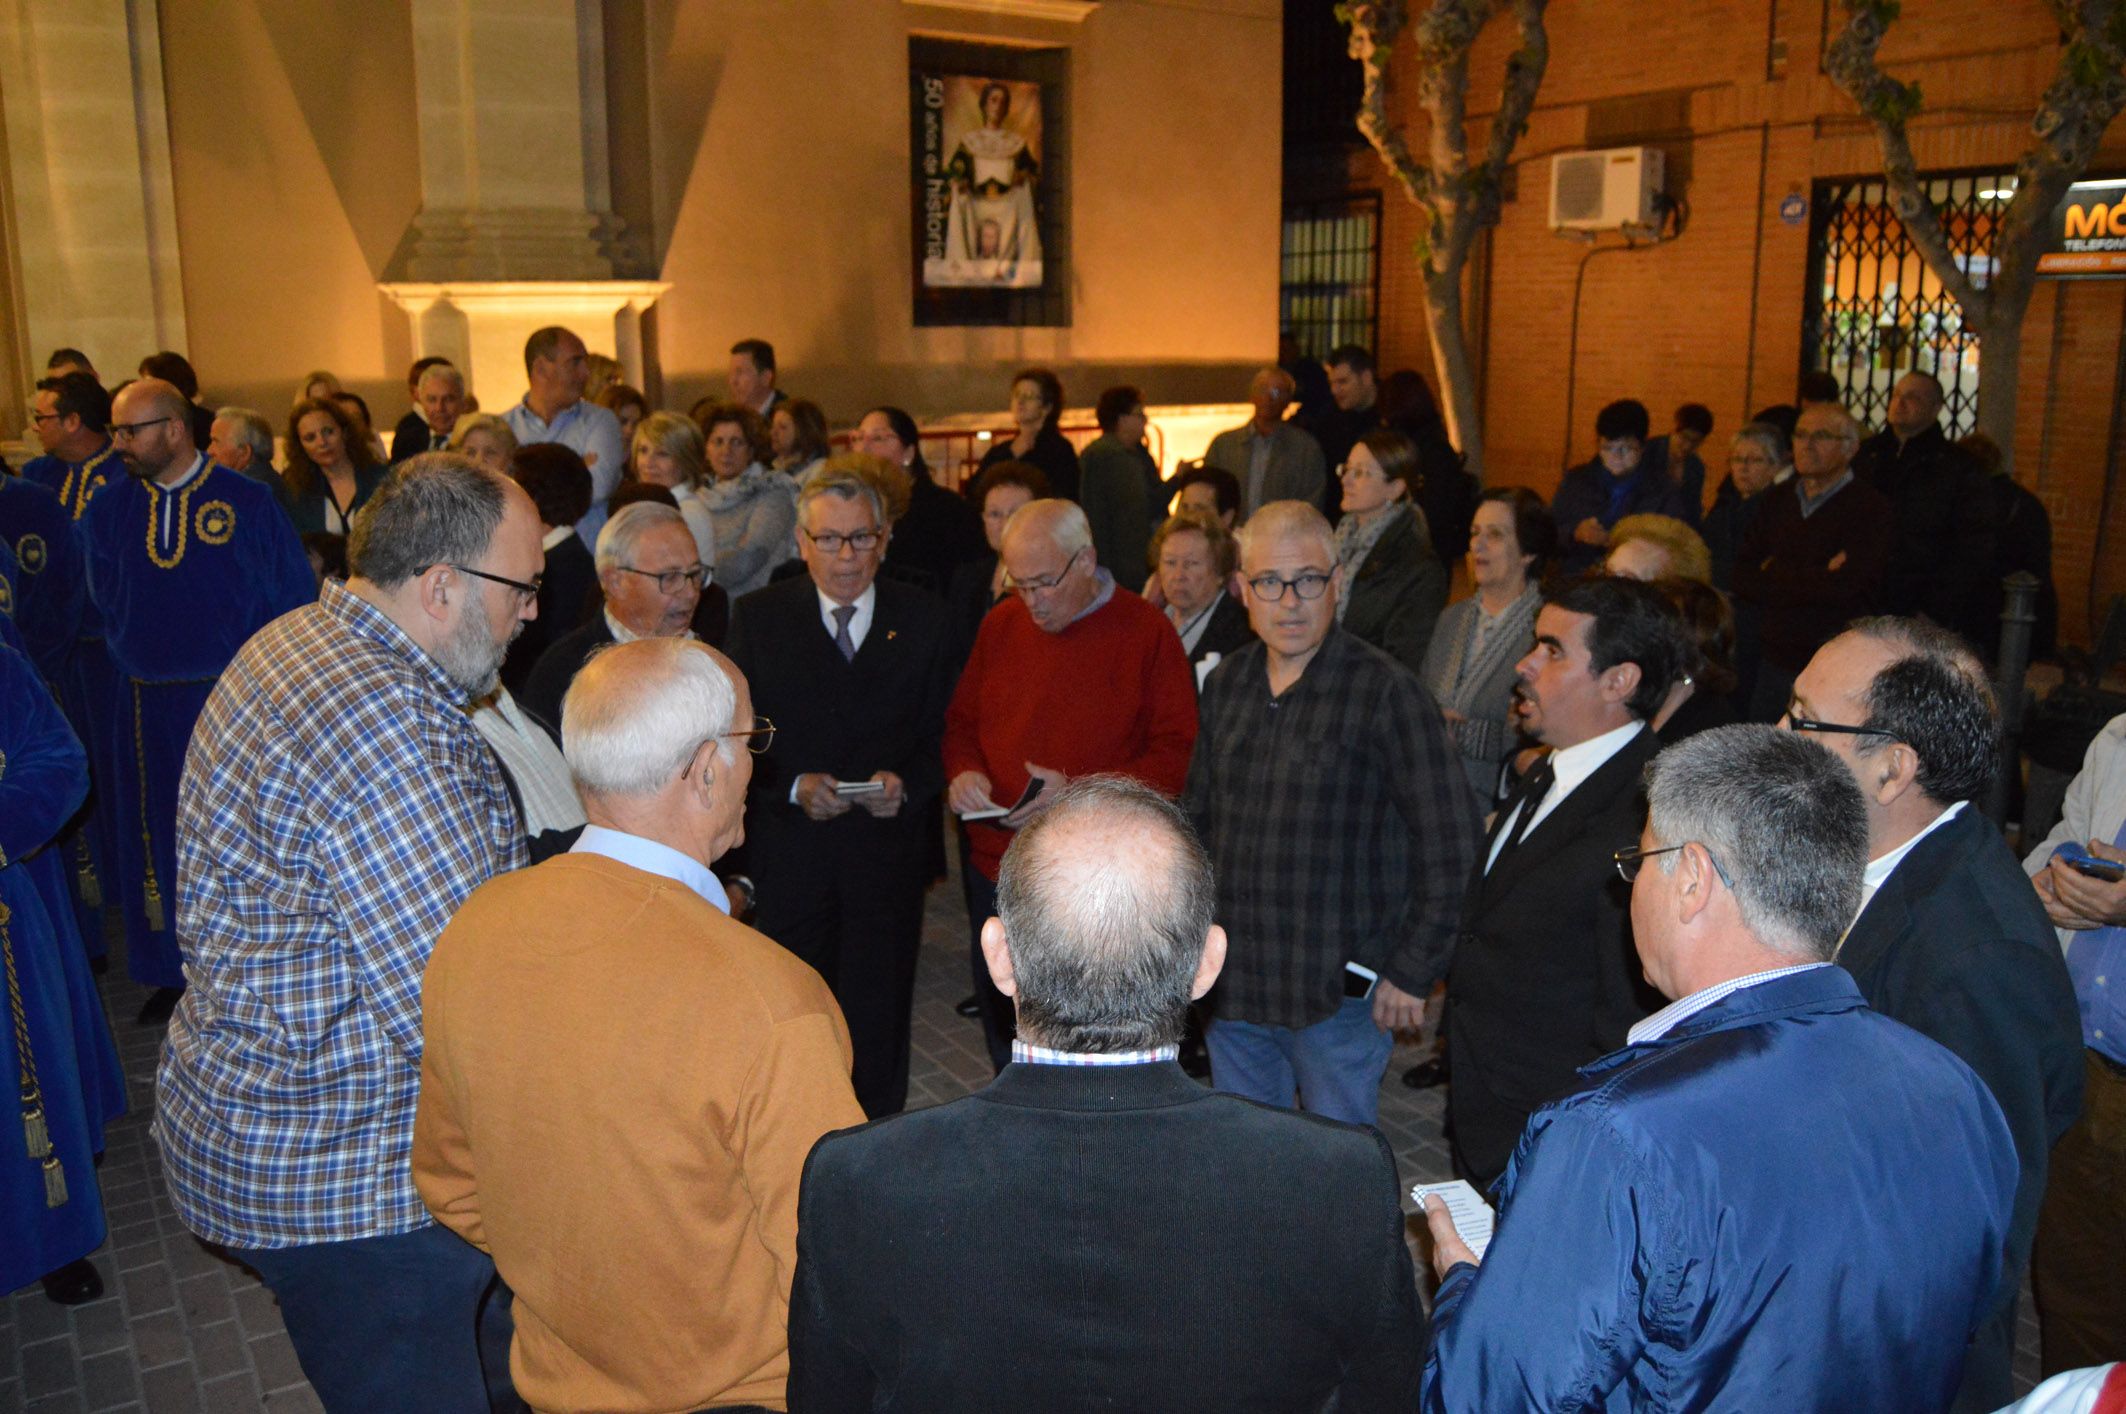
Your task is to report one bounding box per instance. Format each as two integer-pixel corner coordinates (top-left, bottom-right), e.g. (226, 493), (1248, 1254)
(1801, 170), (2012, 438)
(1280, 195), (1381, 361)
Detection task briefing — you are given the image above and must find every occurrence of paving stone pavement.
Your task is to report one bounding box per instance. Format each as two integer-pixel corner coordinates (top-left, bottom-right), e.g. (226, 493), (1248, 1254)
(3, 864), (2039, 1411)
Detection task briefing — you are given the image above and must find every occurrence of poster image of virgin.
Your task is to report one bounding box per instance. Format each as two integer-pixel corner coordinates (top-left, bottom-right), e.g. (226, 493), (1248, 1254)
(919, 74), (1044, 289)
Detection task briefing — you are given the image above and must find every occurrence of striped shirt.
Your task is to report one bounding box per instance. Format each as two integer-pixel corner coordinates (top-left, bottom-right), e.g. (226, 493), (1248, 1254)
(1627, 964), (1830, 1045)
(156, 579), (526, 1248)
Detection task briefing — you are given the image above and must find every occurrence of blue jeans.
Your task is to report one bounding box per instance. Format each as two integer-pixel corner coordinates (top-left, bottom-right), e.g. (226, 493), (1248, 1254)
(239, 1222), (520, 1413)
(1207, 995), (1394, 1127)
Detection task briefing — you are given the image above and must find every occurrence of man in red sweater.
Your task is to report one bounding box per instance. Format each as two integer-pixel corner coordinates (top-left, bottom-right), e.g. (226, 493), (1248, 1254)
(946, 499), (1198, 1067)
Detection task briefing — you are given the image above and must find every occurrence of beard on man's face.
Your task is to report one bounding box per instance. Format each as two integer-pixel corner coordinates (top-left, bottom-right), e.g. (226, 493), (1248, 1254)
(437, 581), (520, 698)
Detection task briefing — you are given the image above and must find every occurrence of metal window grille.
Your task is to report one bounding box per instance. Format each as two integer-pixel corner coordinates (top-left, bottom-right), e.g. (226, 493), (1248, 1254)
(1801, 170), (2014, 438)
(1280, 195), (1381, 361)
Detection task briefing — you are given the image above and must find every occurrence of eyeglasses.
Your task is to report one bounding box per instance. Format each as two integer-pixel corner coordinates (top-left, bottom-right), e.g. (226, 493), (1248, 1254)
(1614, 842), (1735, 888)
(682, 717), (777, 776)
(1336, 462), (1384, 480)
(1783, 713), (1894, 739)
(801, 527), (884, 555)
(617, 564), (711, 595)
(446, 563), (543, 605)
(1796, 429), (1854, 446)
(1245, 571), (1333, 603)
(110, 416), (175, 442)
(1004, 549), (1084, 597)
(28, 412), (61, 426)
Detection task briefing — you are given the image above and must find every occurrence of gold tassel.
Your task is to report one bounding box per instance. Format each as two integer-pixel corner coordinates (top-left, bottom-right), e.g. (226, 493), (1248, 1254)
(23, 1100), (48, 1158)
(144, 875), (165, 933)
(43, 1154), (66, 1208)
(75, 839), (101, 910)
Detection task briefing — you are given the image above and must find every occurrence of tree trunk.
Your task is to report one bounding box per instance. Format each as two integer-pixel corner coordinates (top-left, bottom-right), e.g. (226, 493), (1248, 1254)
(1974, 298), (2027, 463)
(1422, 265), (1486, 479)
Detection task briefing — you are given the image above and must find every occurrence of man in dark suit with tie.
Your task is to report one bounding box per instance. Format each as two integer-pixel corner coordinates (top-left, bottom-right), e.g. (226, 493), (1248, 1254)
(389, 360), (465, 463)
(725, 457), (954, 1118)
(1786, 617), (2083, 1413)
(1447, 574), (1682, 1188)
(787, 774), (1424, 1411)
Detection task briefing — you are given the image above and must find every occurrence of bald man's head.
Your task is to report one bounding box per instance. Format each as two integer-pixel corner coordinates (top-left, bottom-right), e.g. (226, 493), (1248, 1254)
(111, 377), (198, 481)
(999, 498), (1099, 632)
(992, 775), (1220, 1052)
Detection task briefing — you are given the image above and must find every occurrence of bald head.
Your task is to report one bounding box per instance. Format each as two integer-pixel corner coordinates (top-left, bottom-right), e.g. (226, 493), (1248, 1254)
(1000, 499), (1098, 632)
(111, 377), (199, 482)
(988, 776), (1224, 1053)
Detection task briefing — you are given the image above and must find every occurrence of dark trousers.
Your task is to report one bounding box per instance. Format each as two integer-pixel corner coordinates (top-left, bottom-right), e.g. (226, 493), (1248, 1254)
(239, 1223), (520, 1413)
(961, 864), (1014, 1071)
(2035, 1048), (2126, 1375)
(758, 846), (927, 1118)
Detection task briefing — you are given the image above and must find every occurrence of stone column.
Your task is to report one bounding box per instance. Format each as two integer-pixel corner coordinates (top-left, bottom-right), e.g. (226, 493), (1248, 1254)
(381, 0), (661, 410)
(0, 0), (187, 413)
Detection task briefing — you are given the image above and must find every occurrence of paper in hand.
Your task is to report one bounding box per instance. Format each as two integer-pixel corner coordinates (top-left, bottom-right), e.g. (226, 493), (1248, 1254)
(832, 779), (887, 797)
(1412, 1179), (1495, 1261)
(959, 776), (1045, 822)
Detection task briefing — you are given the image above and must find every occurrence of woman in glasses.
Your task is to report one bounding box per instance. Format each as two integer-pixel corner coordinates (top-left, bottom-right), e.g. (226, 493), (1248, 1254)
(1332, 428), (1448, 675)
(696, 402), (796, 598)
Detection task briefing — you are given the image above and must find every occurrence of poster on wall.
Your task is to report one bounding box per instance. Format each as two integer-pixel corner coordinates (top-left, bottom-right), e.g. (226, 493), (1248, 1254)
(2038, 179), (2126, 279)
(917, 74), (1046, 289)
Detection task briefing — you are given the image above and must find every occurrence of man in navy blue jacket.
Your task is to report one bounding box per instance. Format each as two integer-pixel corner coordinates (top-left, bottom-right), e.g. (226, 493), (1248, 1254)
(1423, 725), (2017, 1414)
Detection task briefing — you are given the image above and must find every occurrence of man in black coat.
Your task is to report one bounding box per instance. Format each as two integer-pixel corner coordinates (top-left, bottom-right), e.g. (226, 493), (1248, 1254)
(1852, 373), (1997, 647)
(520, 502), (723, 734)
(1787, 618), (2083, 1414)
(786, 775), (1423, 1412)
(725, 462), (953, 1118)
(1447, 576), (1681, 1188)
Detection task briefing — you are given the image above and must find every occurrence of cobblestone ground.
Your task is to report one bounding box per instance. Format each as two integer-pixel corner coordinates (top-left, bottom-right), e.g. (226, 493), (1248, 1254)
(3, 865), (2039, 1411)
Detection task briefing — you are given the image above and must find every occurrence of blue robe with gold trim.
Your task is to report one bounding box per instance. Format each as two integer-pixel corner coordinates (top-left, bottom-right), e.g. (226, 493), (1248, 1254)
(0, 642), (115, 1290)
(0, 474), (84, 683)
(78, 462), (315, 988)
(21, 442), (120, 523)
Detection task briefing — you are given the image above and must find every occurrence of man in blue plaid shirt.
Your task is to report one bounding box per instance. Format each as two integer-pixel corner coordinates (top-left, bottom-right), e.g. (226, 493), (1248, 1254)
(155, 454), (546, 1412)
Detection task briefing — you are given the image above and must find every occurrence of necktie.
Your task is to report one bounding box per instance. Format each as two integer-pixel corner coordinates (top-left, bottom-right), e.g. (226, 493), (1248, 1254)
(1501, 757), (1556, 854)
(832, 604), (857, 663)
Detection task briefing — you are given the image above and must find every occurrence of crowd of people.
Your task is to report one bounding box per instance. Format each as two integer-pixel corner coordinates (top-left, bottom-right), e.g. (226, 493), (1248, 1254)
(0, 329), (2118, 1413)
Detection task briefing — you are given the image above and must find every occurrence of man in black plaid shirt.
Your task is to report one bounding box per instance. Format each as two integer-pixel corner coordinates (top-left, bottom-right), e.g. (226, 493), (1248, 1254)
(1186, 500), (1480, 1125)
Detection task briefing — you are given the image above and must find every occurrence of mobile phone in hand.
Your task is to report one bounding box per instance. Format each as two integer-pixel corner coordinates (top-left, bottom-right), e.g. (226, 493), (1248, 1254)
(2052, 842), (2126, 882)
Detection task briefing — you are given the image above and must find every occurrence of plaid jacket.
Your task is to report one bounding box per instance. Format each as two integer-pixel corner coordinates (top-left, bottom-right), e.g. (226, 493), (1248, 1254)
(155, 580), (525, 1248)
(1186, 627), (1480, 1029)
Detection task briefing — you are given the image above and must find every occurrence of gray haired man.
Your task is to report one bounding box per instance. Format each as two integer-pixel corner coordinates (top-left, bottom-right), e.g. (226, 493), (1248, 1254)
(207, 406), (279, 486)
(789, 776), (1425, 1412)
(157, 453), (545, 1410)
(1423, 725), (2019, 1413)
(520, 500), (708, 732)
(416, 637), (862, 1412)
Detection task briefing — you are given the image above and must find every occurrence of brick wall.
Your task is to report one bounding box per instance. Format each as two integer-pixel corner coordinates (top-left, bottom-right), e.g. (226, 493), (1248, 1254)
(1333, 0), (2126, 646)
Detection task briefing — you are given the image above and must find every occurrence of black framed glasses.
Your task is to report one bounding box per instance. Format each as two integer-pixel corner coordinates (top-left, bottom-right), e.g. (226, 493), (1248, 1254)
(109, 415), (175, 442)
(1615, 842), (1735, 889)
(28, 411), (61, 426)
(617, 564), (711, 595)
(800, 527), (884, 555)
(1784, 713), (1893, 739)
(445, 563), (543, 604)
(1245, 571), (1333, 603)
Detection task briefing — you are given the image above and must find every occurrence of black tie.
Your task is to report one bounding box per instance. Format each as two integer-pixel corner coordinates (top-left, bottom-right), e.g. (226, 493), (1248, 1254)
(832, 605), (857, 663)
(1501, 758), (1556, 854)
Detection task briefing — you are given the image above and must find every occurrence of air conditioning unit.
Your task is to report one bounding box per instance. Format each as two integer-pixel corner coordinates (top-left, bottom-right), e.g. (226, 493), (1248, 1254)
(1549, 147), (1664, 232)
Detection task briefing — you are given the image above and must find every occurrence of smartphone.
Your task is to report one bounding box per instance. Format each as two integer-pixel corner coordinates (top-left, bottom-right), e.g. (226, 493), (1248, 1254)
(2052, 841), (2126, 882)
(1343, 961), (1379, 1000)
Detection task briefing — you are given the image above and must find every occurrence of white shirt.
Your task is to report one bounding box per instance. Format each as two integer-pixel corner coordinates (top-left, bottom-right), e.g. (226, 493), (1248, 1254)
(155, 453), (208, 546)
(817, 583), (876, 654)
(569, 824), (730, 914)
(1485, 720), (1645, 873)
(1627, 963), (1830, 1044)
(1853, 800), (1967, 922)
(540, 523), (575, 554)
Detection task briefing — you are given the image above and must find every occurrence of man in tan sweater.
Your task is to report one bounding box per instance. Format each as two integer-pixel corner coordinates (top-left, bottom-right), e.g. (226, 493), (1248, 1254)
(414, 638), (864, 1413)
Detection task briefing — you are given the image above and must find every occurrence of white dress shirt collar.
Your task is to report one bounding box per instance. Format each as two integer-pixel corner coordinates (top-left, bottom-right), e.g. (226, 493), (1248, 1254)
(1485, 720), (1645, 872)
(569, 824), (729, 913)
(1627, 963), (1830, 1045)
(540, 523), (575, 553)
(1853, 799), (1966, 922)
(817, 582), (877, 653)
